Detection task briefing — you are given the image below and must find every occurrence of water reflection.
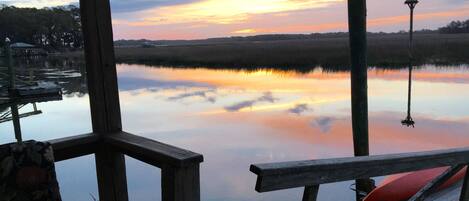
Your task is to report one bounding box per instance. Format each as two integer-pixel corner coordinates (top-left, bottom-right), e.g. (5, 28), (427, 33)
(115, 64), (469, 200)
(0, 59), (469, 201)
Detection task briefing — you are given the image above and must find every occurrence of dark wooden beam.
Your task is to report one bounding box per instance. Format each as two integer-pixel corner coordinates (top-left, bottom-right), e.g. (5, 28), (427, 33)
(80, 0), (121, 133)
(162, 164), (201, 201)
(79, 0), (128, 200)
(251, 147), (469, 192)
(49, 133), (99, 161)
(104, 132), (203, 201)
(104, 132), (204, 168)
(302, 185), (319, 201)
(347, 0), (373, 197)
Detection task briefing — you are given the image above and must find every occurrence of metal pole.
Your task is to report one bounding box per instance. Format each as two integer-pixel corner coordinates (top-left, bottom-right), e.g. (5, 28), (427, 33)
(407, 7), (414, 119)
(347, 0), (374, 199)
(402, 1), (417, 127)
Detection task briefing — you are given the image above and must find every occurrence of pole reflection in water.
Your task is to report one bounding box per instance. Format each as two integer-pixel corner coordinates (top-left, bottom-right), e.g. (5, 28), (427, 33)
(402, 0), (419, 128)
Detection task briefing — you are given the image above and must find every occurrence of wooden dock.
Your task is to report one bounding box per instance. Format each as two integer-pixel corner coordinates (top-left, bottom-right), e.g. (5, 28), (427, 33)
(0, 82), (62, 107)
(1, 0), (465, 200)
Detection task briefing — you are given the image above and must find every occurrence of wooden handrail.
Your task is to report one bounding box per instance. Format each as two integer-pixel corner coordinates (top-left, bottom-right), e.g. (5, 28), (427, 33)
(49, 133), (99, 161)
(104, 132), (204, 168)
(47, 131), (203, 201)
(48, 132), (203, 166)
(251, 147), (469, 192)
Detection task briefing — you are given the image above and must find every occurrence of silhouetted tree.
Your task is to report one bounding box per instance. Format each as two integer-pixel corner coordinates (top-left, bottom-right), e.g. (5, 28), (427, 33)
(439, 19), (469, 34)
(0, 5), (82, 49)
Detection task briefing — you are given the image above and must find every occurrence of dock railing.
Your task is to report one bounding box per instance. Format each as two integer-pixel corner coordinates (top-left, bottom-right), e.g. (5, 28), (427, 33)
(49, 131), (203, 201)
(250, 148), (469, 201)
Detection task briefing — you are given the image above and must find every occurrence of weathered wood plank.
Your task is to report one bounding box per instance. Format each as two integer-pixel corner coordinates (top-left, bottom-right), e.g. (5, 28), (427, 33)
(80, 0), (128, 200)
(80, 0), (121, 133)
(409, 165), (464, 201)
(251, 147), (469, 192)
(348, 0), (373, 196)
(302, 185), (319, 201)
(105, 132), (204, 168)
(10, 104), (22, 142)
(95, 144), (129, 201)
(49, 133), (99, 161)
(162, 164), (200, 201)
(459, 167), (469, 201)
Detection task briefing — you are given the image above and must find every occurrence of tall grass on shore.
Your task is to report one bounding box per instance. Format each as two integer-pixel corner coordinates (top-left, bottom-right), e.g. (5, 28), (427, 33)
(59, 33), (469, 71)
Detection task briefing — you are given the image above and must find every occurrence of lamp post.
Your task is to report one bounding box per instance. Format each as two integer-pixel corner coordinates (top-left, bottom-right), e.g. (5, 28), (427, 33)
(402, 0), (418, 128)
(405, 0), (418, 57)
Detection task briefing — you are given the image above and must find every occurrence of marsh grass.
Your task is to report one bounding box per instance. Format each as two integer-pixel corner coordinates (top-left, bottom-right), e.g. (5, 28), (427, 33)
(61, 33), (469, 71)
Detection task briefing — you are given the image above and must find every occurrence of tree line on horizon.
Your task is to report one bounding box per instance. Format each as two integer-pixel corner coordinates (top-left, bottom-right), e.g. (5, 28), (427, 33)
(438, 19), (469, 34)
(0, 5), (82, 50)
(0, 5), (468, 49)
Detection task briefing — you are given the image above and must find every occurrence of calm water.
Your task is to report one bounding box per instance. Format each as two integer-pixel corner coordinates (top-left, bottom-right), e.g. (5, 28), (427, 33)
(1, 62), (469, 201)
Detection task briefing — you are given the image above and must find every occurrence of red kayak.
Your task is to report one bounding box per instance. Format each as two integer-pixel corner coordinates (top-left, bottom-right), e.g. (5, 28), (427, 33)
(364, 167), (466, 201)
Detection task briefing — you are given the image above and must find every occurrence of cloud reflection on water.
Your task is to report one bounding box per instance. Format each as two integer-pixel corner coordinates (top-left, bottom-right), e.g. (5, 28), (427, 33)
(6, 63), (466, 201)
(224, 92), (277, 112)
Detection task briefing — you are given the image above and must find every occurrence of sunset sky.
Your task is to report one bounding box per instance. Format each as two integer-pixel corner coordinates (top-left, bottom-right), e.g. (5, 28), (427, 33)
(2, 0), (469, 39)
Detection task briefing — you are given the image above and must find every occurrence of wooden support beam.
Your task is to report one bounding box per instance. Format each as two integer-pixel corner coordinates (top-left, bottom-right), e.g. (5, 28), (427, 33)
(162, 164), (201, 201)
(10, 104), (22, 142)
(5, 40), (14, 89)
(80, 0), (121, 133)
(105, 132), (203, 168)
(347, 0), (373, 197)
(408, 165), (464, 201)
(302, 185), (319, 201)
(49, 133), (99, 162)
(79, 0), (128, 200)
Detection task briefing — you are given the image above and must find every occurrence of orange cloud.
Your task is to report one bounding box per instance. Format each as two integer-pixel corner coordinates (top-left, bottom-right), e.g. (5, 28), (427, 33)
(245, 8), (469, 34)
(114, 0), (344, 26)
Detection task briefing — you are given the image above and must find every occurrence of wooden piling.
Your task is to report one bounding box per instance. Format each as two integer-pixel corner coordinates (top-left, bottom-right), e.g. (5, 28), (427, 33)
(5, 40), (15, 89)
(4, 39), (22, 142)
(80, 0), (129, 200)
(347, 0), (374, 199)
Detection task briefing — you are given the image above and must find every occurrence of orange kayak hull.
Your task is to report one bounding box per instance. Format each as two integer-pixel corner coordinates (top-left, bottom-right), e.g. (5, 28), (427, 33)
(364, 167), (466, 201)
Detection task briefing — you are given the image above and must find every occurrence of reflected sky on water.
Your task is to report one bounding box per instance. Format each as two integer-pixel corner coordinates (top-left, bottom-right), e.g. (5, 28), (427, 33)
(1, 63), (469, 201)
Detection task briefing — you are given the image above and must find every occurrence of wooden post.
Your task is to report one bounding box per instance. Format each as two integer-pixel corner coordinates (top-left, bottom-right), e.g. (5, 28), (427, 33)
(302, 185), (319, 201)
(5, 39), (15, 89)
(162, 164), (201, 201)
(79, 0), (128, 200)
(347, 0), (374, 199)
(10, 104), (22, 142)
(4, 39), (22, 142)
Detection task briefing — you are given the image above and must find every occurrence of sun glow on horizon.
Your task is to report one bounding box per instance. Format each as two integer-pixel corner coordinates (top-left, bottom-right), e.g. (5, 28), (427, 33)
(4, 0), (469, 40)
(116, 0), (343, 26)
(0, 0), (77, 8)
